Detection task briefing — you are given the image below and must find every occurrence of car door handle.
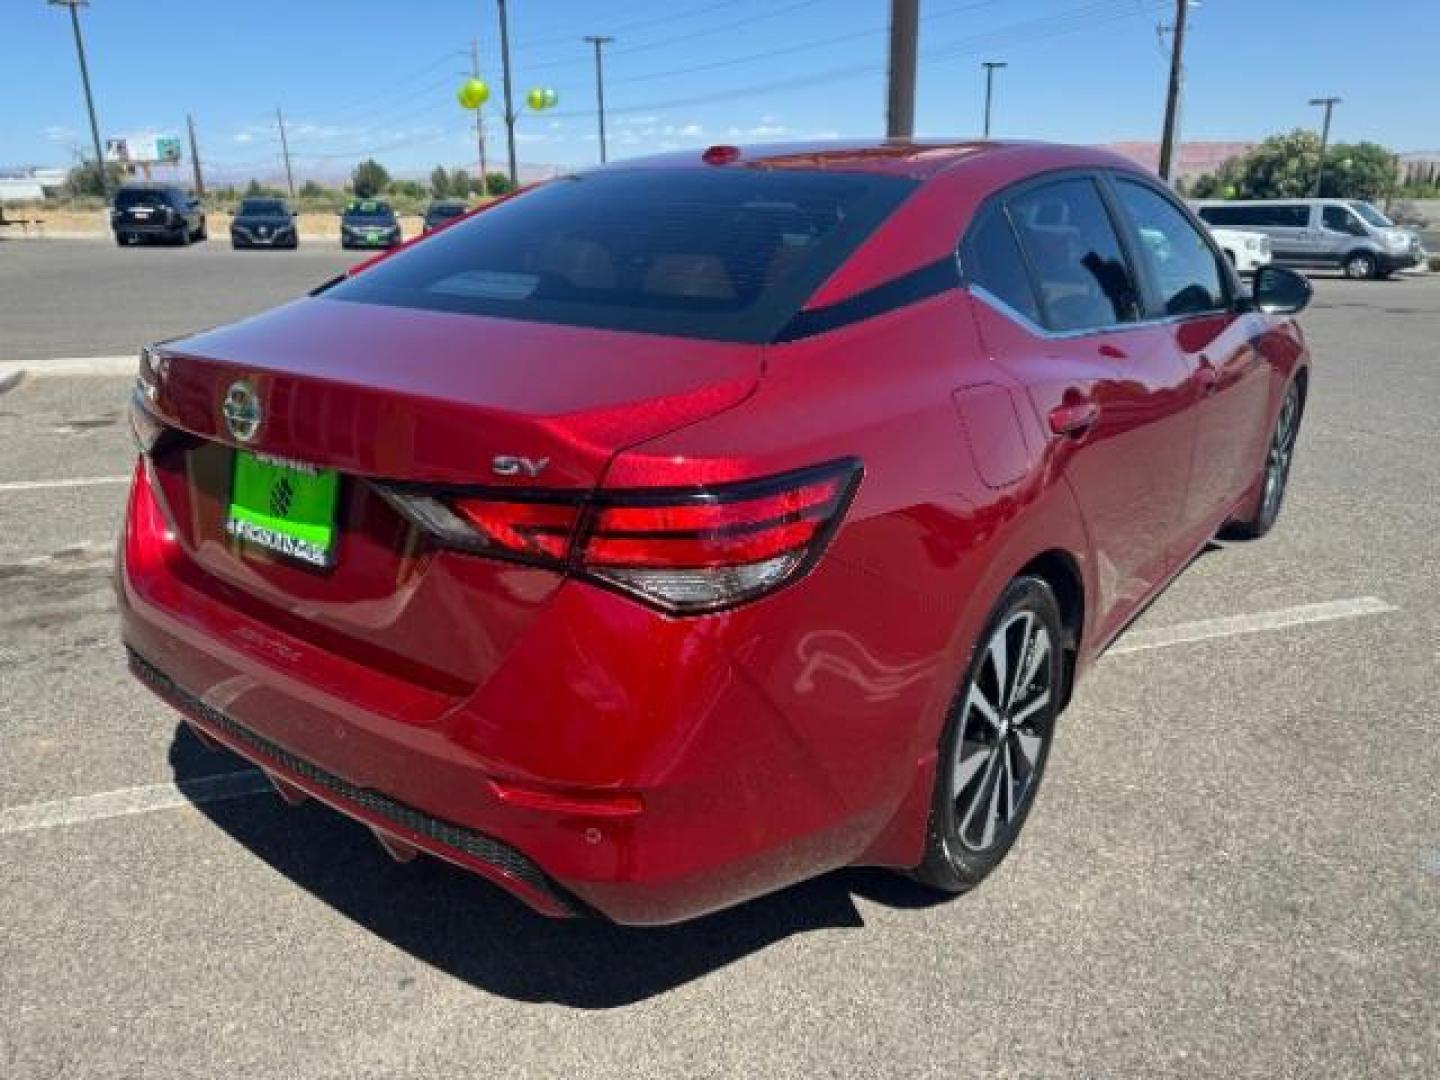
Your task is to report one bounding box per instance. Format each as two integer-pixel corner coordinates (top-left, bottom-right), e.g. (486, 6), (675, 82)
(1048, 395), (1100, 437)
(1196, 356), (1219, 396)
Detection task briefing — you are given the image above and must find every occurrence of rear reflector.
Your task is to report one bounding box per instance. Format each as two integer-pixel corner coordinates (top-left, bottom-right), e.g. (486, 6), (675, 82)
(377, 459), (861, 614)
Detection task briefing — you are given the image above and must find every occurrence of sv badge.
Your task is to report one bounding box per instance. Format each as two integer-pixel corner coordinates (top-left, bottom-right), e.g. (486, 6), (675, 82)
(491, 454), (550, 478)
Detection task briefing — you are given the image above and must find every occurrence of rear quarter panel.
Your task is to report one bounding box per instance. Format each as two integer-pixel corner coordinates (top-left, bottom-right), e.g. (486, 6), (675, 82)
(606, 288), (1095, 868)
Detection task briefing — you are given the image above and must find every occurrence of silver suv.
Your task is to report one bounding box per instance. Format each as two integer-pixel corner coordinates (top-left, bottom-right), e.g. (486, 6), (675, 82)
(1192, 198), (1421, 279)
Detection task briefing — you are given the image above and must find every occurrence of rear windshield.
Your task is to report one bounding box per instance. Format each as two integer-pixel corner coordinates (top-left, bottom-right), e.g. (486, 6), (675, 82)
(325, 168), (918, 343)
(429, 203), (467, 218)
(345, 201), (394, 221)
(115, 189), (173, 209)
(239, 199), (287, 215)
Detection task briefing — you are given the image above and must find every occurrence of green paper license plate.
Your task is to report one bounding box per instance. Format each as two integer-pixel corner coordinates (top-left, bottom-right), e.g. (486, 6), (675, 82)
(225, 451), (339, 568)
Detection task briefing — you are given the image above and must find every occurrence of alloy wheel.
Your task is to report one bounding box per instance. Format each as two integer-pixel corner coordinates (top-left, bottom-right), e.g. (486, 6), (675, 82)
(1261, 384), (1299, 522)
(951, 609), (1054, 852)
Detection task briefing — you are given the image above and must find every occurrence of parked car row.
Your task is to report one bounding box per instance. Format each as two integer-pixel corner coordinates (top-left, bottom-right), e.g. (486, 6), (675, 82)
(108, 184), (474, 252)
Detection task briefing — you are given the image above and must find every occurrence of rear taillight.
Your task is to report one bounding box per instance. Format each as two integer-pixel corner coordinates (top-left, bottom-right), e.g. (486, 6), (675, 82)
(377, 460), (861, 615)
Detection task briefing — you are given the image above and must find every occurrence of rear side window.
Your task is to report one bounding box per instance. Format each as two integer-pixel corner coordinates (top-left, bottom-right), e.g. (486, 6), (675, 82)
(327, 168), (918, 343)
(962, 204), (1041, 324)
(1113, 179), (1226, 317)
(1199, 204), (1309, 228)
(1007, 178), (1141, 332)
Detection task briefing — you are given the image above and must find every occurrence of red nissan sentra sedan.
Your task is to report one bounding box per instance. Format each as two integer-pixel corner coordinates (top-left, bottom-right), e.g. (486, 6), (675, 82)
(119, 140), (1311, 924)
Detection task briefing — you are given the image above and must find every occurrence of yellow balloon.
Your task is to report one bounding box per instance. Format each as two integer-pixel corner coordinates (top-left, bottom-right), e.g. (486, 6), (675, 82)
(457, 78), (490, 110)
(526, 87), (546, 111)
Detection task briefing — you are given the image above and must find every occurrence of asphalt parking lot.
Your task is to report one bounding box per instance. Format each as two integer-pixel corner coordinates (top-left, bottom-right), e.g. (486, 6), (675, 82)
(1, 239), (1436, 1078)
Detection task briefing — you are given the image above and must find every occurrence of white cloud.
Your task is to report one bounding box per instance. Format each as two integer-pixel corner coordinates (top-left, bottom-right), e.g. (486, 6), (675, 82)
(43, 125), (77, 145)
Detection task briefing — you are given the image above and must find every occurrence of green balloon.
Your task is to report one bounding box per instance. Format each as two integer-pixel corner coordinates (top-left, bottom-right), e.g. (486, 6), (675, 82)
(457, 78), (490, 110)
(526, 87), (546, 111)
(542, 88), (558, 108)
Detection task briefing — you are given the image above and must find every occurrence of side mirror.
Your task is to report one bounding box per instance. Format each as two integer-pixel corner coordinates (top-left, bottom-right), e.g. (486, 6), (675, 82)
(1246, 265), (1312, 316)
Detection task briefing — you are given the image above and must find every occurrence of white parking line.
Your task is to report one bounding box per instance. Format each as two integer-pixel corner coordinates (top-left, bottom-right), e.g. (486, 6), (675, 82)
(0, 355), (136, 381)
(0, 595), (1399, 838)
(1107, 596), (1396, 655)
(0, 771), (269, 836)
(0, 476), (131, 493)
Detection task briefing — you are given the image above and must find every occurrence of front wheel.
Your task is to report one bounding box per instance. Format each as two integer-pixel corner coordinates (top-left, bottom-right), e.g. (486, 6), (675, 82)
(1343, 251), (1378, 279)
(913, 576), (1064, 894)
(1223, 380), (1302, 541)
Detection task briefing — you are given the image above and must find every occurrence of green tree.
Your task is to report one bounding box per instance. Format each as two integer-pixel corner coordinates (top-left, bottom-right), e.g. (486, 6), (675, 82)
(351, 159), (390, 198)
(1227, 130), (1324, 199)
(64, 160), (124, 197)
(300, 180), (326, 198)
(1196, 131), (1400, 202)
(1319, 142), (1397, 201)
(484, 171), (513, 196)
(429, 165), (450, 197)
(449, 168), (471, 196)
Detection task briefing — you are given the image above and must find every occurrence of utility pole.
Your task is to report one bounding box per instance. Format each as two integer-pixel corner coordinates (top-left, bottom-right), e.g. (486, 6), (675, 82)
(981, 61), (1007, 138)
(186, 113), (205, 196)
(886, 0), (919, 139)
(49, 0), (108, 197)
(584, 35), (615, 163)
(470, 37), (488, 187)
(1157, 0), (1190, 184)
(496, 0), (519, 188)
(1309, 96), (1341, 197)
(275, 106), (296, 199)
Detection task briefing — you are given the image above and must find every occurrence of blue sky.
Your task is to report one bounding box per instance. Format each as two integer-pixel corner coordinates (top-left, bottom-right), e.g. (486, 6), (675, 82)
(5, 0), (1437, 183)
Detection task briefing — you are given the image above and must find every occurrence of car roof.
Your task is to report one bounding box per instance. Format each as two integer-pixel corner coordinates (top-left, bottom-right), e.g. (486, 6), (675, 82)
(604, 138), (1138, 181)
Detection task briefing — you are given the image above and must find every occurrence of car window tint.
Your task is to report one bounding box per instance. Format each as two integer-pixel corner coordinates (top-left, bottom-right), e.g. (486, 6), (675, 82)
(1007, 178), (1141, 332)
(1198, 204), (1308, 228)
(963, 203), (1041, 324)
(327, 168), (918, 344)
(1114, 179), (1225, 317)
(114, 189), (169, 209)
(1322, 205), (1364, 235)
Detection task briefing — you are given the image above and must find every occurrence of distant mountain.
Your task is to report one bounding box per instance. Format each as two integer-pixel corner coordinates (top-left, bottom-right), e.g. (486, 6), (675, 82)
(1106, 141), (1256, 178)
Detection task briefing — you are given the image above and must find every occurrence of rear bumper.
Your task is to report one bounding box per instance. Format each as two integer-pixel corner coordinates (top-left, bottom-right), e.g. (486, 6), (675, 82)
(115, 221), (184, 237)
(118, 459), (882, 924)
(128, 646), (586, 917)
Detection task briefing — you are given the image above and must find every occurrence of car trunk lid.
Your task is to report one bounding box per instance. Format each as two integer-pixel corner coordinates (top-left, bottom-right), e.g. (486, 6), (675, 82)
(140, 297), (761, 693)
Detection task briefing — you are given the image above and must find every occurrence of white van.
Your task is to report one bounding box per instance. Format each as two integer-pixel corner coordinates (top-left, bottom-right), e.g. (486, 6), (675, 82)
(1191, 198), (1422, 279)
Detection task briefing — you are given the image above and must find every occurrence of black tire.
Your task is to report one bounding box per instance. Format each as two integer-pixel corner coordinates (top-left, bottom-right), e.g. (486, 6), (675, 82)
(174, 225), (191, 247)
(195, 219), (208, 242)
(913, 575), (1065, 894)
(1222, 379), (1302, 541)
(114, 232), (127, 247)
(1342, 250), (1378, 280)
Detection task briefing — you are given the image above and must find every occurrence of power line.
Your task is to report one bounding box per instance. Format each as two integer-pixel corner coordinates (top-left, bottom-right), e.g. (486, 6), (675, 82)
(603, 0), (1009, 89)
(542, 0), (1165, 123)
(521, 0), (826, 72)
(511, 0), (735, 54)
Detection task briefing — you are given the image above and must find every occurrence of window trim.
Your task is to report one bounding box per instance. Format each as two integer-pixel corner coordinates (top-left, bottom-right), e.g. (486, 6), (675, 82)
(958, 167), (1148, 336)
(1099, 171), (1235, 320)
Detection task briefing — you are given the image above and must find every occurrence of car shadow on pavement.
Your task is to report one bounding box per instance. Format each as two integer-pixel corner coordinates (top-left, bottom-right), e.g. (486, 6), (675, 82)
(168, 725), (949, 1008)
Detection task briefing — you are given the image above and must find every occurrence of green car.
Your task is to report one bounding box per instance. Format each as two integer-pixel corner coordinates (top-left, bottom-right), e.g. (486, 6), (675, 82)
(340, 199), (401, 250)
